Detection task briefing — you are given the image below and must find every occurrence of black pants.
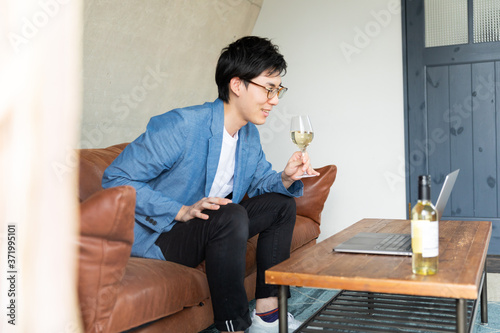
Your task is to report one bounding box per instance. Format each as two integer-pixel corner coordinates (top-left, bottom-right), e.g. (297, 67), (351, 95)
(154, 193), (296, 332)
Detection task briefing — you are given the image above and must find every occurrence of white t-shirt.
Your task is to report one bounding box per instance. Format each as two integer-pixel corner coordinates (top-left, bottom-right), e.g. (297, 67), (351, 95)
(208, 128), (238, 198)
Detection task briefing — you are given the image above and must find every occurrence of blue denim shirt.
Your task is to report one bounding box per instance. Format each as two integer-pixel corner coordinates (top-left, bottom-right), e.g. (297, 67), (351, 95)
(102, 99), (303, 259)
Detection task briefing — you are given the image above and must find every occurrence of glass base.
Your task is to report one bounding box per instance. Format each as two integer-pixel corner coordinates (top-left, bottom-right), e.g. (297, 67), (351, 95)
(298, 174), (318, 178)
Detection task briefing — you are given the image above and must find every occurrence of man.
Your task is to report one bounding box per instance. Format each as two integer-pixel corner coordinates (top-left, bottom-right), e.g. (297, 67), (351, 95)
(102, 36), (318, 333)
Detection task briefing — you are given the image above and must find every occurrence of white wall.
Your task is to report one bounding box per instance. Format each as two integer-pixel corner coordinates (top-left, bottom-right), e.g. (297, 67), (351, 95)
(253, 0), (407, 240)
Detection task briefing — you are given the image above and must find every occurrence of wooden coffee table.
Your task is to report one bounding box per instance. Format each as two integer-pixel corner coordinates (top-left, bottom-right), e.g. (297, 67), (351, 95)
(266, 219), (492, 333)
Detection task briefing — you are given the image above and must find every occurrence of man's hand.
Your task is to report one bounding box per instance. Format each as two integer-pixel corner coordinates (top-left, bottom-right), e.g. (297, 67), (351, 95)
(176, 197), (232, 222)
(281, 151), (320, 188)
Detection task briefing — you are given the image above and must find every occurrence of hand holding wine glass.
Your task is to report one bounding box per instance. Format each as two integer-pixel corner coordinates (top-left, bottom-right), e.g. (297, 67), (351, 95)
(290, 115), (318, 178)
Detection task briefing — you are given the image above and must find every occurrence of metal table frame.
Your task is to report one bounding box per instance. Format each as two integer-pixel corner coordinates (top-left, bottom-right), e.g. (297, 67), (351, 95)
(278, 267), (488, 333)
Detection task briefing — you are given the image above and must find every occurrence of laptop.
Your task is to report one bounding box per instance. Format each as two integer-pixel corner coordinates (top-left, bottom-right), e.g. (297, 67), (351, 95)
(333, 169), (460, 256)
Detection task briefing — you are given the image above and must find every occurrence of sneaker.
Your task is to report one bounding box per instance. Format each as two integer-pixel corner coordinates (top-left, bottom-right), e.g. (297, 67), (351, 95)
(249, 309), (302, 333)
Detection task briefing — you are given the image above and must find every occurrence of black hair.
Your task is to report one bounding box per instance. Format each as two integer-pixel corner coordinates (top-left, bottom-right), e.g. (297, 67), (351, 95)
(215, 36), (287, 102)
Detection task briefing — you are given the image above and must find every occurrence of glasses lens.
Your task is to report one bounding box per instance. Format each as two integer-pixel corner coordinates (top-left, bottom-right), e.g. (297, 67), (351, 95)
(267, 89), (278, 99)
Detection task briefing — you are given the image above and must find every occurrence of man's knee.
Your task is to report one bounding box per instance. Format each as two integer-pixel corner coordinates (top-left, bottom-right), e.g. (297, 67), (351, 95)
(220, 203), (249, 223)
(270, 193), (296, 217)
(213, 203), (249, 238)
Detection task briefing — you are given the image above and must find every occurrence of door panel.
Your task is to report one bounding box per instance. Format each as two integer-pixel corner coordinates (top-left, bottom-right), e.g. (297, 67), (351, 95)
(472, 62), (497, 217)
(449, 64), (474, 218)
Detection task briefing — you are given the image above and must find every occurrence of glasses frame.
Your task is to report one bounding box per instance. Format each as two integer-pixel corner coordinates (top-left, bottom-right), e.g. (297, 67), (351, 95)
(247, 80), (288, 99)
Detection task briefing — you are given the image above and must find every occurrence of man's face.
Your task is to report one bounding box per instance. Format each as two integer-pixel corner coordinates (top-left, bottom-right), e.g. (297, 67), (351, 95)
(237, 72), (281, 126)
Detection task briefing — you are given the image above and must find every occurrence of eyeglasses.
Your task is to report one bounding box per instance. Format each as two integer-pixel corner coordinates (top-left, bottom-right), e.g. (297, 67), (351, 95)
(247, 80), (288, 99)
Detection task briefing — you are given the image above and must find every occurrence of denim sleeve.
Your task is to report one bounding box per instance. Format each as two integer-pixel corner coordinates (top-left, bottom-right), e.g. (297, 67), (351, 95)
(102, 111), (186, 231)
(246, 145), (304, 199)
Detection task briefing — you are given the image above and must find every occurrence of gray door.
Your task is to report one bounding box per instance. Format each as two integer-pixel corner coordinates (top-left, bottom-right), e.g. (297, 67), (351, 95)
(404, 0), (500, 254)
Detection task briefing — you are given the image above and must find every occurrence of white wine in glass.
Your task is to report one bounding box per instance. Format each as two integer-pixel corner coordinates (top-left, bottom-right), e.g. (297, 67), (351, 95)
(290, 115), (317, 178)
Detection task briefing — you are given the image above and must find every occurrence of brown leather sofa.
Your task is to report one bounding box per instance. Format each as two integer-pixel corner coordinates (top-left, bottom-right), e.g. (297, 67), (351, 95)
(77, 143), (337, 333)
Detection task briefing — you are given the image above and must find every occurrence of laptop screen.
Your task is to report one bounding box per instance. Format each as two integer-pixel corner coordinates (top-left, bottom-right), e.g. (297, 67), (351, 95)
(434, 169), (459, 220)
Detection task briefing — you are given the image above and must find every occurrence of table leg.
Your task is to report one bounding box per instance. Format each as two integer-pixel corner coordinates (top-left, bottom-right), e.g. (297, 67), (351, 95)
(481, 265), (488, 324)
(278, 285), (288, 333)
(456, 299), (467, 333)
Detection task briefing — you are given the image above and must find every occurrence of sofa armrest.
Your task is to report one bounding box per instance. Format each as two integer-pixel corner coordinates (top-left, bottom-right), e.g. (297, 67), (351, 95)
(295, 165), (337, 225)
(78, 185), (136, 333)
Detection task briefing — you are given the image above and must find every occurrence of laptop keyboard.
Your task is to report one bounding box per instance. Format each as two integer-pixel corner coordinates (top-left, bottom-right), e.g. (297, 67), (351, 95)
(374, 234), (412, 251)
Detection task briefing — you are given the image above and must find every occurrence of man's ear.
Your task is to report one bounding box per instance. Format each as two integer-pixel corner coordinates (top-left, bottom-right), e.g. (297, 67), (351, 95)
(229, 77), (243, 97)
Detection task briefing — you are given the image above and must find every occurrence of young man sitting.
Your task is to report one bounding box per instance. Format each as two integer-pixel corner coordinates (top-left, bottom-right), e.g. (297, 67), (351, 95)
(102, 36), (318, 333)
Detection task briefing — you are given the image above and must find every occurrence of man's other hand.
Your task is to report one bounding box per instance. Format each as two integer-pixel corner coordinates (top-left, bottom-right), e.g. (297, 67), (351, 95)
(176, 197), (232, 222)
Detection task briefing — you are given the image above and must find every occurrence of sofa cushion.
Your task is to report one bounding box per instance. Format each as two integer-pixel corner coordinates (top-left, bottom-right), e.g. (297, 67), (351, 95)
(291, 215), (321, 251)
(295, 165), (337, 225)
(106, 258), (211, 333)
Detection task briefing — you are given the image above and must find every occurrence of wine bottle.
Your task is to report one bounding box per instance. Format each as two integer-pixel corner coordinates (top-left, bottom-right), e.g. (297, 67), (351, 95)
(411, 175), (439, 275)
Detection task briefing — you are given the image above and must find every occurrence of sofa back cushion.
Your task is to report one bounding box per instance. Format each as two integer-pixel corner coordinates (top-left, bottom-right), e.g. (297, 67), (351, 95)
(78, 143), (129, 202)
(294, 165), (337, 225)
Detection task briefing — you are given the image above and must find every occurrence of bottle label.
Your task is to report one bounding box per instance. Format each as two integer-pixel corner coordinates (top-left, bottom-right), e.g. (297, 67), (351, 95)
(411, 220), (439, 257)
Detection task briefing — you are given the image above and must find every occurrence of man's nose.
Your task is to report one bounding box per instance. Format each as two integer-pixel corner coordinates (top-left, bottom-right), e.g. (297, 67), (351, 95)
(268, 94), (279, 106)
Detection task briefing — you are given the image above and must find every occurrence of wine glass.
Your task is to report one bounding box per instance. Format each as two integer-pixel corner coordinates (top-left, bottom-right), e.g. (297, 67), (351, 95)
(290, 115), (317, 178)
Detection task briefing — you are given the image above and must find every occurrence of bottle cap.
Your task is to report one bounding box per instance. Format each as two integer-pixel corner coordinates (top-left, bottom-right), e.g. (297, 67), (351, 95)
(418, 175), (431, 186)
(418, 175), (431, 200)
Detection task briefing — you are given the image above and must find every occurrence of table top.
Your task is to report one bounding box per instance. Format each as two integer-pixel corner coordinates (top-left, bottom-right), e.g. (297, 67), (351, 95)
(266, 219), (492, 299)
